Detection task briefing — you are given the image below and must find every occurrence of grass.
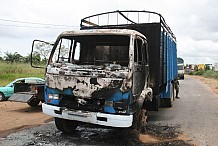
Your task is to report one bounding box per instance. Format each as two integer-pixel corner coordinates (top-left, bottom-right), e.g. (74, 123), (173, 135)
(188, 70), (218, 80)
(0, 62), (45, 86)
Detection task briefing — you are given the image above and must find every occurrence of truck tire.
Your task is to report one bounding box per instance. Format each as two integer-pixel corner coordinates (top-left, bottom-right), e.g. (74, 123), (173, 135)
(132, 108), (147, 133)
(164, 97), (173, 107)
(27, 98), (40, 107)
(138, 109), (147, 132)
(0, 92), (5, 101)
(165, 83), (174, 107)
(160, 83), (174, 107)
(146, 95), (159, 111)
(55, 117), (78, 134)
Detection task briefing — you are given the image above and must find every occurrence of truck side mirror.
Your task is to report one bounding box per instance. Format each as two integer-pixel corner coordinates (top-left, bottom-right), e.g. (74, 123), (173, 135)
(31, 40), (53, 69)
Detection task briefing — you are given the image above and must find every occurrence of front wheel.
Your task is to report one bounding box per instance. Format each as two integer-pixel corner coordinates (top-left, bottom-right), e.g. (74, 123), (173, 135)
(0, 92), (5, 101)
(138, 109), (147, 132)
(55, 117), (78, 134)
(132, 108), (147, 133)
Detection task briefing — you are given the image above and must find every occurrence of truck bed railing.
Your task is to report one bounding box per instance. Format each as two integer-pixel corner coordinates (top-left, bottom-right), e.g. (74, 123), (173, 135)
(80, 10), (176, 41)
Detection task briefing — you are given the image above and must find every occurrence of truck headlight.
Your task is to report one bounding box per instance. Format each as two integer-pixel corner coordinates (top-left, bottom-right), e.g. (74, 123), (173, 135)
(104, 101), (128, 114)
(48, 94), (59, 100)
(105, 101), (113, 107)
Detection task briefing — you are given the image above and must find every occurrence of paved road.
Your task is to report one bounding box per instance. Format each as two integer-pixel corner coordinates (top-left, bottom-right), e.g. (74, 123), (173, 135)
(148, 76), (218, 146)
(1, 76), (218, 146)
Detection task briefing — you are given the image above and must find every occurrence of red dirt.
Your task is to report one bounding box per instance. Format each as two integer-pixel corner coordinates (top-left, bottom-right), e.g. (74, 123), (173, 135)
(0, 101), (52, 138)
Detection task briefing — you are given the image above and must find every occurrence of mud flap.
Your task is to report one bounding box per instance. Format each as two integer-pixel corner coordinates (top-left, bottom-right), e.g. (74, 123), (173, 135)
(8, 93), (34, 103)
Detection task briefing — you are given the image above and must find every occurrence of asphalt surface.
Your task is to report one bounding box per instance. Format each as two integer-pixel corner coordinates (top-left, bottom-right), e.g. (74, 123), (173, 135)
(1, 76), (218, 146)
(148, 76), (218, 146)
(180, 76), (218, 145)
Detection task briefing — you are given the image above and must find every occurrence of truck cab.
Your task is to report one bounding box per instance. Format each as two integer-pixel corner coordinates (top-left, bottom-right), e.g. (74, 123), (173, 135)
(38, 29), (152, 133)
(177, 57), (184, 79)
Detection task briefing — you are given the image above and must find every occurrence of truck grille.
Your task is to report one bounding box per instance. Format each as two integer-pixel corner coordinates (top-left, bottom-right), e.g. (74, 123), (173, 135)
(59, 95), (105, 112)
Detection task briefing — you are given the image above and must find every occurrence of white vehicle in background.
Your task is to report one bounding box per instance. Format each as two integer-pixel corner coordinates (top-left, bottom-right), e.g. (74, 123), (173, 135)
(177, 57), (184, 79)
(214, 63), (218, 71)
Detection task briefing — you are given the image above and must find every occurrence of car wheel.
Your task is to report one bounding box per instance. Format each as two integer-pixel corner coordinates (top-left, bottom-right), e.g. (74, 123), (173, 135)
(27, 98), (40, 107)
(0, 92), (5, 101)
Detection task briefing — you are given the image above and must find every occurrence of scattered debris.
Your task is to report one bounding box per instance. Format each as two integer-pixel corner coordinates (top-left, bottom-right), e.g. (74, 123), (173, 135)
(0, 122), (195, 146)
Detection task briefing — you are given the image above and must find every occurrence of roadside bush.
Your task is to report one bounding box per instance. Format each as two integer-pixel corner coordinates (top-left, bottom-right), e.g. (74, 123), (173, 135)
(188, 71), (193, 75)
(192, 70), (205, 76)
(189, 69), (218, 80)
(203, 70), (218, 79)
(0, 62), (44, 86)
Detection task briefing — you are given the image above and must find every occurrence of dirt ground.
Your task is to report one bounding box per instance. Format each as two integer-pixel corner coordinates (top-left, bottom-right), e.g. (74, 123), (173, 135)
(0, 102), (52, 138)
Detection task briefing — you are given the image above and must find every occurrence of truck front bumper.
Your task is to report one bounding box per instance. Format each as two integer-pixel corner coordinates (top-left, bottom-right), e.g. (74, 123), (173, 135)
(42, 103), (133, 128)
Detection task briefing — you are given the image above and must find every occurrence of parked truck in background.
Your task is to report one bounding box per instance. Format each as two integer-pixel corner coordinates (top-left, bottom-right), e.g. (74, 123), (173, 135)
(177, 57), (184, 79)
(214, 63), (218, 71)
(31, 10), (177, 133)
(197, 64), (205, 70)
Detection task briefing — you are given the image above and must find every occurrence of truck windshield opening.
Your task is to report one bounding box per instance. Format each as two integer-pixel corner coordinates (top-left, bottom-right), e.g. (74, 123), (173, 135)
(50, 35), (130, 67)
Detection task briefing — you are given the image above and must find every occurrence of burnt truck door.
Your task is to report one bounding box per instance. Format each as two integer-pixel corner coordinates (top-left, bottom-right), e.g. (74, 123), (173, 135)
(132, 36), (149, 97)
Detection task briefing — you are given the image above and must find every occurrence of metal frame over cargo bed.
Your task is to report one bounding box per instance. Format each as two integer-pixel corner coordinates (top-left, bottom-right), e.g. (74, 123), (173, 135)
(80, 10), (177, 96)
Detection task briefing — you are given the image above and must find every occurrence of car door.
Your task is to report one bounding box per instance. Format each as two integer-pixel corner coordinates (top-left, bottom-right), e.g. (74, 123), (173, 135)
(4, 83), (14, 97)
(132, 36), (149, 97)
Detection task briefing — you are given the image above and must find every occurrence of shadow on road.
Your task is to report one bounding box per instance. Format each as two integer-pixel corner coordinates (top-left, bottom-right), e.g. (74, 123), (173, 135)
(9, 104), (42, 113)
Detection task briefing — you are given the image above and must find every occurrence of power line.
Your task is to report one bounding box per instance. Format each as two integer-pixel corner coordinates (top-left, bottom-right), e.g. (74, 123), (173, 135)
(0, 23), (79, 29)
(0, 18), (76, 27)
(0, 18), (79, 29)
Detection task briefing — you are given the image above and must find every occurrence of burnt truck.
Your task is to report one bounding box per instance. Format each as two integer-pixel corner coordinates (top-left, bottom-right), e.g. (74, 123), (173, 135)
(31, 10), (177, 133)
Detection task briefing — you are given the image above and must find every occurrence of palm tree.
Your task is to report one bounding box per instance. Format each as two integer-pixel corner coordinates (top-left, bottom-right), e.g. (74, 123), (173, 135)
(4, 51), (22, 63)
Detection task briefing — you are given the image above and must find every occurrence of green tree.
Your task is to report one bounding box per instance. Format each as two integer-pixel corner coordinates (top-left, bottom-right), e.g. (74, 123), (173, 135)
(22, 55), (31, 63)
(4, 51), (22, 63)
(31, 52), (41, 64)
(34, 42), (52, 64)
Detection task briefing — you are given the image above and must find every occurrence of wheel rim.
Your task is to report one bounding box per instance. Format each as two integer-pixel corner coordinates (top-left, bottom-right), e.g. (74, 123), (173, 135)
(0, 93), (4, 101)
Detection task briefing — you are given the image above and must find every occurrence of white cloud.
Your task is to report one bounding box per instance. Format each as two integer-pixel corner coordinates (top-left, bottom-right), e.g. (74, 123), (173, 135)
(0, 0), (218, 64)
(178, 36), (218, 64)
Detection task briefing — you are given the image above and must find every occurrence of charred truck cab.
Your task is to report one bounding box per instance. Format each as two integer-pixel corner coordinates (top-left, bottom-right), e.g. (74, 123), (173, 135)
(33, 10), (177, 133)
(43, 29), (152, 131)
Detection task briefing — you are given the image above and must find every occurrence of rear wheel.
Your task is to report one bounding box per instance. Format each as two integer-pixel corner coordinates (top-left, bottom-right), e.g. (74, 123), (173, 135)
(160, 83), (174, 107)
(55, 117), (78, 134)
(0, 92), (5, 101)
(165, 96), (173, 107)
(166, 83), (174, 107)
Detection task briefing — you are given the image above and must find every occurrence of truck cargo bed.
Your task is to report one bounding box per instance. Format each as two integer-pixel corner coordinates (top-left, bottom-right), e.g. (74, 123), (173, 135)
(8, 92), (34, 103)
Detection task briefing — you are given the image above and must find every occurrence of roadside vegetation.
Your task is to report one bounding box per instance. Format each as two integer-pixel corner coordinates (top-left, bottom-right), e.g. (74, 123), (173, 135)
(187, 69), (218, 80)
(0, 47), (48, 86)
(0, 50), (46, 86)
(0, 61), (44, 86)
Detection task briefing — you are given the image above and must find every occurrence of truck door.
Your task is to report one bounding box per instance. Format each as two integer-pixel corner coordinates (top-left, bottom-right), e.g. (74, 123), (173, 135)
(132, 36), (149, 97)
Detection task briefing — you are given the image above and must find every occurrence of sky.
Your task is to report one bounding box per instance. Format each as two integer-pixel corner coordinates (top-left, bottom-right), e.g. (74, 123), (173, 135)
(0, 0), (218, 65)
